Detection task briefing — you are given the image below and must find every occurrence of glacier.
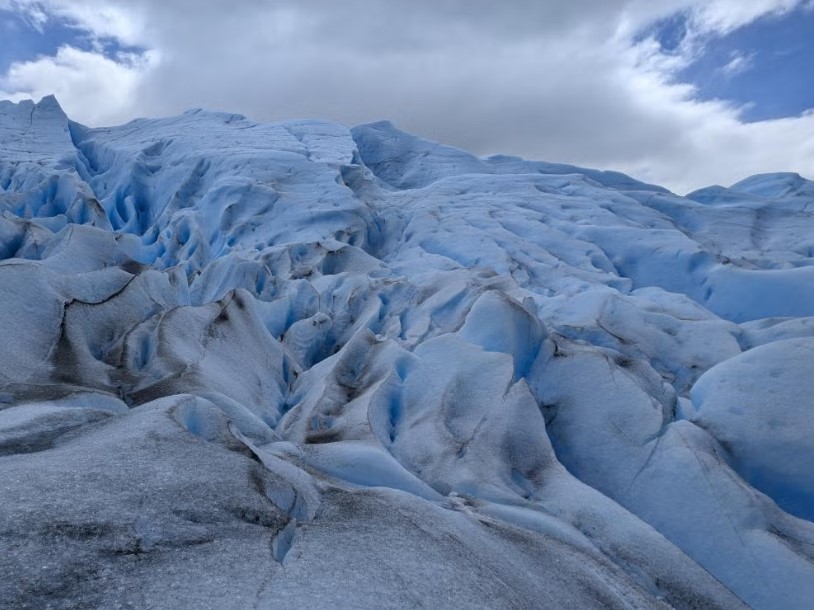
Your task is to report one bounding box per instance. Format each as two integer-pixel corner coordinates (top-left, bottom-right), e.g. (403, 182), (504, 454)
(1, 95), (814, 609)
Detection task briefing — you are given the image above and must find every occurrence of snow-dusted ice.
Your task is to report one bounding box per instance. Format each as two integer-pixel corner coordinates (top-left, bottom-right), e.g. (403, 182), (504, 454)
(1, 96), (814, 609)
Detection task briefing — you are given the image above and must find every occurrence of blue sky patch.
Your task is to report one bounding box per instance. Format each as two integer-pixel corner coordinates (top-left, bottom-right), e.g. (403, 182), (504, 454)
(0, 8), (143, 75)
(649, 10), (692, 54)
(0, 8), (80, 73)
(653, 6), (814, 122)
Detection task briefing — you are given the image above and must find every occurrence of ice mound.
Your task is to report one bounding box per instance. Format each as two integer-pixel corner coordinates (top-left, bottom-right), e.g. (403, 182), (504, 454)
(2, 96), (814, 609)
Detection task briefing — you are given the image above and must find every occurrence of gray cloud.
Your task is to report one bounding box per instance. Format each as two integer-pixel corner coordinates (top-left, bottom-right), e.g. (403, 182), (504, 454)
(0, 0), (812, 192)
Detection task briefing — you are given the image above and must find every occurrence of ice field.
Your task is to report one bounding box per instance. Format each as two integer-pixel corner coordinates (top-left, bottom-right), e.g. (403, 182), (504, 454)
(2, 96), (814, 609)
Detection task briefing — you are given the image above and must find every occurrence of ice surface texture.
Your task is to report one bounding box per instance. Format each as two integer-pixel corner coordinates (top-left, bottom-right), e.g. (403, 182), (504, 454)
(1, 96), (813, 609)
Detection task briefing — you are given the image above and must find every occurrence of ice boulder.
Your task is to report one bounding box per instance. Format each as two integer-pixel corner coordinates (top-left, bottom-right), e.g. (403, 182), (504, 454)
(692, 338), (814, 521)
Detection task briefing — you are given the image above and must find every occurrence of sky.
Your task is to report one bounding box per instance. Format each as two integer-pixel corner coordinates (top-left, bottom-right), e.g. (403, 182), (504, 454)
(0, 0), (812, 193)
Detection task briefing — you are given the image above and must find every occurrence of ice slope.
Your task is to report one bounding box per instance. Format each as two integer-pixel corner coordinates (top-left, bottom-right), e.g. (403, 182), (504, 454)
(1, 96), (813, 609)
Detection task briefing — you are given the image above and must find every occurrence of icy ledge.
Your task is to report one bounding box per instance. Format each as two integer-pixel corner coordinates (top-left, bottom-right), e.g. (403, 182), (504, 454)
(1, 96), (814, 609)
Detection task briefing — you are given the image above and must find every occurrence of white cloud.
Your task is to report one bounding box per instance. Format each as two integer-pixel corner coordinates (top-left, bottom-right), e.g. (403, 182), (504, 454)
(691, 0), (803, 34)
(0, 45), (158, 125)
(0, 0), (811, 193)
(720, 51), (756, 76)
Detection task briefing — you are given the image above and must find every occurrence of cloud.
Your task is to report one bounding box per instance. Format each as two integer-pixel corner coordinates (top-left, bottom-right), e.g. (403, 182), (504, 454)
(720, 50), (756, 76)
(0, 0), (811, 193)
(1, 0), (49, 31)
(0, 45), (157, 125)
(691, 0), (803, 34)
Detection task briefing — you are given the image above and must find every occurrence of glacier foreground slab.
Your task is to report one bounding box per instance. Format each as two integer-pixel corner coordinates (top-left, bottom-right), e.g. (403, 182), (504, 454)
(1, 97), (814, 609)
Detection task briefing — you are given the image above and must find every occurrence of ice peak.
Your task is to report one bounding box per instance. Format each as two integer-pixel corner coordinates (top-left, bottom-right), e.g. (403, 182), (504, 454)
(34, 94), (65, 114)
(729, 171), (814, 199)
(0, 94), (74, 162)
(0, 94), (66, 117)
